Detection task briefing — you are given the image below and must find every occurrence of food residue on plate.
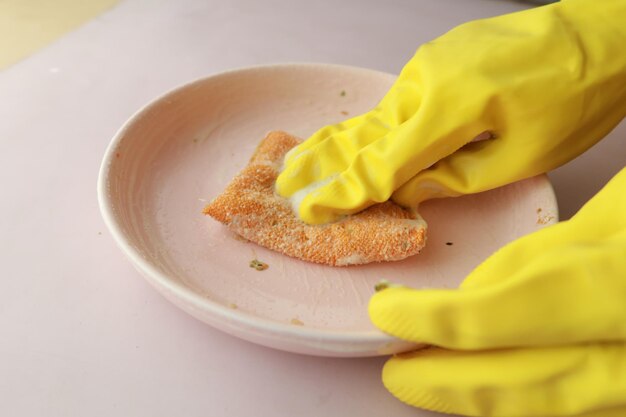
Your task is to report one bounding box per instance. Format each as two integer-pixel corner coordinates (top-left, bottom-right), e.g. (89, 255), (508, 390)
(374, 279), (390, 292)
(536, 207), (555, 225)
(232, 233), (250, 243)
(290, 318), (304, 326)
(374, 279), (404, 292)
(249, 259), (269, 271)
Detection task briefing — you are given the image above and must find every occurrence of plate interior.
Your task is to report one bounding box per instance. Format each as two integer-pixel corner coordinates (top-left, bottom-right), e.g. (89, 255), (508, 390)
(104, 64), (558, 353)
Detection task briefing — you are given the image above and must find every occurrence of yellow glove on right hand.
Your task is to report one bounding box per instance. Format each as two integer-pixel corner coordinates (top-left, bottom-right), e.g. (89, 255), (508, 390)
(368, 167), (626, 417)
(276, 0), (626, 224)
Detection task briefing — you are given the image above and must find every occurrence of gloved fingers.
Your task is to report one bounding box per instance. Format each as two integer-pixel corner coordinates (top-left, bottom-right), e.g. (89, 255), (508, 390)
(369, 233), (626, 349)
(282, 111), (374, 167)
(276, 72), (428, 204)
(458, 166), (626, 291)
(290, 110), (488, 224)
(390, 140), (495, 205)
(279, 65), (426, 187)
(276, 114), (391, 199)
(382, 343), (626, 417)
(288, 162), (391, 225)
(389, 106), (581, 208)
(391, 85), (626, 209)
(374, 167), (626, 349)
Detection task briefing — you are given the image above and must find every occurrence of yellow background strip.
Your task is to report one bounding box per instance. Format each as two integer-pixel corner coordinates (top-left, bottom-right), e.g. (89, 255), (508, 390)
(0, 0), (121, 69)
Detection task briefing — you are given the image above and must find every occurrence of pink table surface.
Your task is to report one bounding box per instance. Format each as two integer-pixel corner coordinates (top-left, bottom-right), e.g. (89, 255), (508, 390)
(1, 0), (624, 416)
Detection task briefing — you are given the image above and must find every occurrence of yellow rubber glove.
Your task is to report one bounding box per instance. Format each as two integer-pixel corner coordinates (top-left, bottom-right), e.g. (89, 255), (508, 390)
(276, 0), (626, 224)
(368, 167), (626, 417)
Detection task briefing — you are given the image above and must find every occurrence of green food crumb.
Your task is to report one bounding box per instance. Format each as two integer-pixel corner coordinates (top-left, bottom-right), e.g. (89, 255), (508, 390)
(374, 279), (402, 292)
(374, 280), (391, 292)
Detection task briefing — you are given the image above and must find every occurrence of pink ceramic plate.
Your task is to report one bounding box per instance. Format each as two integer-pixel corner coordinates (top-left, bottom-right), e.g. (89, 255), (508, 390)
(98, 63), (558, 357)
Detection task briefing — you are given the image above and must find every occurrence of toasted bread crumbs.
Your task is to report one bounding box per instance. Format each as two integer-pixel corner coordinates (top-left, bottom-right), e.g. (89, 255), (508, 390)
(537, 214), (555, 225)
(250, 259), (269, 271)
(536, 208), (556, 224)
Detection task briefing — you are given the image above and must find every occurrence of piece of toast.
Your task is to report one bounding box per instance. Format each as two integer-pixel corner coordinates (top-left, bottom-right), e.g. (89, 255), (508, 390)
(203, 131), (426, 266)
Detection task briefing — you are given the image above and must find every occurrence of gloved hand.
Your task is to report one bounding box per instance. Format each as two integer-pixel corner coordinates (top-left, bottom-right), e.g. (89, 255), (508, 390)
(276, 0), (626, 225)
(368, 167), (626, 417)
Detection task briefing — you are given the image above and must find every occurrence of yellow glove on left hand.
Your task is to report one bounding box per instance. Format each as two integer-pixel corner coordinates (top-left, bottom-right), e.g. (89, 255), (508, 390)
(368, 167), (626, 417)
(276, 0), (626, 225)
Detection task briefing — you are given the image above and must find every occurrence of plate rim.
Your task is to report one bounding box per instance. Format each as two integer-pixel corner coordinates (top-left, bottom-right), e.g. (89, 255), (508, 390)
(97, 62), (558, 356)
